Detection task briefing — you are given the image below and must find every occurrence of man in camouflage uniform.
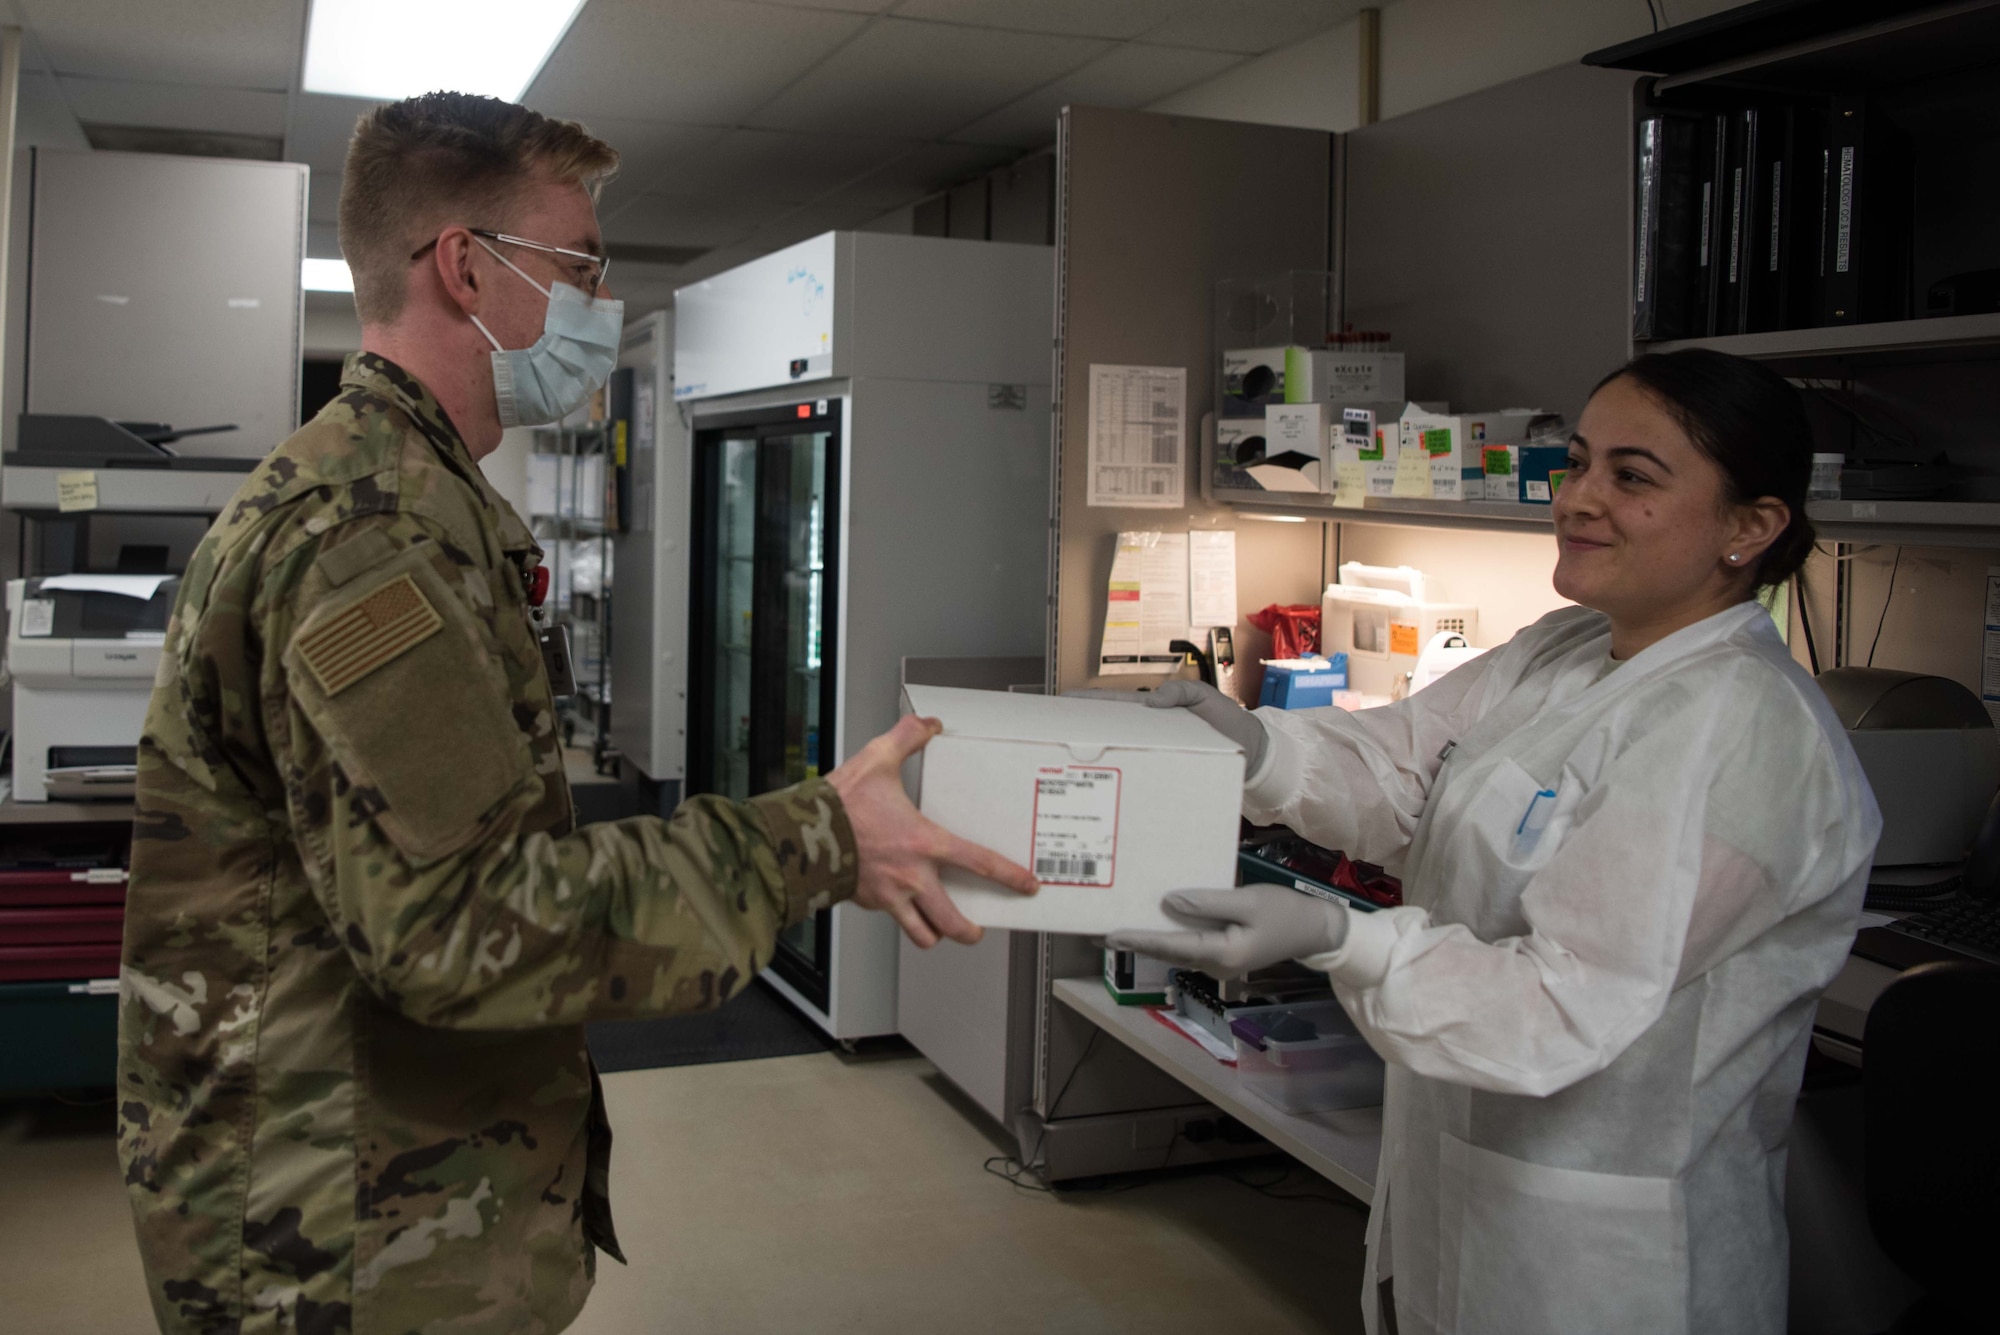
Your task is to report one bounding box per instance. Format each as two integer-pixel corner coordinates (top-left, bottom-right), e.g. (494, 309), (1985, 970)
(116, 93), (1033, 1335)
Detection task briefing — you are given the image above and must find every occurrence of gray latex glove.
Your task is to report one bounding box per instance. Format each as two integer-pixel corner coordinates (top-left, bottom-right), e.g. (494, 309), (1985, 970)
(1143, 680), (1268, 773)
(1106, 886), (1350, 976)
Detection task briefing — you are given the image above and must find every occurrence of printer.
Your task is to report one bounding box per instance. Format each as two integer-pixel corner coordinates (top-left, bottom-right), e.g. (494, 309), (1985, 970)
(6, 574), (178, 801)
(1816, 667), (2000, 876)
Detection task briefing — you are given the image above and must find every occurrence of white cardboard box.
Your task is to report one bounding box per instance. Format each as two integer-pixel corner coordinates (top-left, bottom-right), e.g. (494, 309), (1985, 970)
(902, 685), (1245, 934)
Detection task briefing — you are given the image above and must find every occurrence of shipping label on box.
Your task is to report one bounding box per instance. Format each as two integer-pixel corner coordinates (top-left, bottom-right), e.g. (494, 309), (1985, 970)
(1480, 445), (1518, 502)
(903, 685), (1244, 934)
(1399, 410), (1463, 500)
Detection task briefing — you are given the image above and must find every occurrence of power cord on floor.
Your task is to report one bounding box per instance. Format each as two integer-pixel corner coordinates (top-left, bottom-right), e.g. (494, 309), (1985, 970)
(982, 1029), (1102, 1192)
(1225, 1162), (1370, 1214)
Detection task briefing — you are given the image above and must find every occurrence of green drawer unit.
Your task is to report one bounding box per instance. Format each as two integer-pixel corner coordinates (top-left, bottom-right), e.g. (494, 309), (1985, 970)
(0, 980), (119, 1094)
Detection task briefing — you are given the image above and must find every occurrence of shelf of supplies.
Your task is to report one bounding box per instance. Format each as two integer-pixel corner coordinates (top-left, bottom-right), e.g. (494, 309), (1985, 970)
(0, 797), (136, 826)
(1051, 977), (1379, 1204)
(1641, 312), (2000, 371)
(1808, 499), (2000, 548)
(2, 466), (247, 515)
(1215, 485), (1555, 534)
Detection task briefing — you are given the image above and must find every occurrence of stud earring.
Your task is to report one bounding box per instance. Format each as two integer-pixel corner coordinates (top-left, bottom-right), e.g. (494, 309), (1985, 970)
(1728, 553), (1741, 564)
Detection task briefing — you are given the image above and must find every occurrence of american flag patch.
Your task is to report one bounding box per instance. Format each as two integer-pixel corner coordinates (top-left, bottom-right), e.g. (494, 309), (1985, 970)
(295, 573), (444, 696)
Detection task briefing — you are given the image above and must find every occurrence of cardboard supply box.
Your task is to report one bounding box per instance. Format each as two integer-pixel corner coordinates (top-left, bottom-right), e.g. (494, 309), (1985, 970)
(1284, 348), (1405, 407)
(1214, 418), (1267, 491)
(902, 685), (1245, 934)
(1252, 403), (1332, 492)
(1222, 346), (1406, 417)
(1396, 408), (1554, 502)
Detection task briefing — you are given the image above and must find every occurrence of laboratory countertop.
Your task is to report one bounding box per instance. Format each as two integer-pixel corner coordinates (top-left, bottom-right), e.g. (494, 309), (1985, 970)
(1051, 977), (1380, 1205)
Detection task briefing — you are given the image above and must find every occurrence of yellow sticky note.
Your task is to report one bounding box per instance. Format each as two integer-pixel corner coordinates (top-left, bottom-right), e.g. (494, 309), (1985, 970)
(1391, 448), (1433, 499)
(1333, 460), (1367, 509)
(57, 471), (99, 513)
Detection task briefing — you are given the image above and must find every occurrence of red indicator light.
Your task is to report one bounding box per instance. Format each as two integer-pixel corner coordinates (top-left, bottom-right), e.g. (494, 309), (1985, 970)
(527, 565), (550, 607)
(797, 404), (811, 419)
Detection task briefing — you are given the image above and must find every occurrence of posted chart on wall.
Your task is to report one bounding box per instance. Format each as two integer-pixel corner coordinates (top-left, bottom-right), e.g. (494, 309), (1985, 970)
(1086, 364), (1186, 509)
(1099, 529), (1237, 676)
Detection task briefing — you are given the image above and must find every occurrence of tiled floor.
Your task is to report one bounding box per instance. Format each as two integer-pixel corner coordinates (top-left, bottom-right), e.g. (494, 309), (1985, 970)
(1, 1049), (1365, 1334)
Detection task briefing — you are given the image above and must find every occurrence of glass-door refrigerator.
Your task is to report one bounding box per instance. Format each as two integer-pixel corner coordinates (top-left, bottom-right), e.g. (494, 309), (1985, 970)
(673, 230), (1053, 1041)
(687, 403), (839, 1012)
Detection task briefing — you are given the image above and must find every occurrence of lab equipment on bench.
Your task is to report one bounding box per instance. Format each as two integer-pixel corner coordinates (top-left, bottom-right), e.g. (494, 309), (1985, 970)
(6, 574), (178, 801)
(1229, 997), (1386, 1114)
(1320, 562), (1477, 699)
(1409, 630), (1488, 694)
(1814, 668), (2000, 876)
(1257, 656), (1348, 709)
(674, 232), (1051, 1039)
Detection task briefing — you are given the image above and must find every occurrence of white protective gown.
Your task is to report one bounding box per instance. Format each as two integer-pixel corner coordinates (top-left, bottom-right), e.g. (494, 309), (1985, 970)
(1246, 601), (1880, 1335)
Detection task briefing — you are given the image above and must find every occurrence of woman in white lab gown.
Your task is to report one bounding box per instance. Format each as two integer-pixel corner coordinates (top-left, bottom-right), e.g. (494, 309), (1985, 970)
(1111, 350), (1882, 1335)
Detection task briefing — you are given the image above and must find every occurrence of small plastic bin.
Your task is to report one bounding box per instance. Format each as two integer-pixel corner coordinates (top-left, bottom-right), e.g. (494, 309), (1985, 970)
(1229, 998), (1385, 1114)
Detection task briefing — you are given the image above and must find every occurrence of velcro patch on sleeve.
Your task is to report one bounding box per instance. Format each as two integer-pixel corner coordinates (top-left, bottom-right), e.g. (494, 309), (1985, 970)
(295, 573), (444, 696)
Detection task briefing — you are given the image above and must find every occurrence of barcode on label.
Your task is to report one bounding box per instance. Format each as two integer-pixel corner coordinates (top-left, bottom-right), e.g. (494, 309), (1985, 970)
(1036, 857), (1100, 879)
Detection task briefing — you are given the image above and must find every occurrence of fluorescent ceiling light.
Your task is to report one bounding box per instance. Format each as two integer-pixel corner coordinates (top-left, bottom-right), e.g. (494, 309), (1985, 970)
(303, 0), (587, 102)
(302, 258), (355, 292)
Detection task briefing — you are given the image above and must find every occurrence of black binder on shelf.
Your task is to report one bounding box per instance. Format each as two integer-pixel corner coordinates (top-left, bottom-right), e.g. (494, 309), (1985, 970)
(1740, 103), (1827, 333)
(1717, 109), (1751, 337)
(1692, 113), (1730, 338)
(1633, 114), (1702, 340)
(1820, 95), (1914, 326)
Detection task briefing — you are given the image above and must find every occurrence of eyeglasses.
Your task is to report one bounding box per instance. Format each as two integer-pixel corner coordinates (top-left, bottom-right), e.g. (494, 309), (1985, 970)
(410, 227), (609, 297)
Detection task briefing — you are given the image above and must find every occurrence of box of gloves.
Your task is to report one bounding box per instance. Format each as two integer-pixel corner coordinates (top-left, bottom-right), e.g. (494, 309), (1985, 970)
(901, 685), (1246, 934)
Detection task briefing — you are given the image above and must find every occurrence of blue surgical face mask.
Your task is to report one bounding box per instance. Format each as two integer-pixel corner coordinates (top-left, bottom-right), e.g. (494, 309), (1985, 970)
(467, 237), (625, 428)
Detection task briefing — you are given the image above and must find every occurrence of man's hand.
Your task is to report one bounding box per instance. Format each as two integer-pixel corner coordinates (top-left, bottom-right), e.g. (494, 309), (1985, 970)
(1106, 885), (1349, 976)
(825, 714), (1037, 949)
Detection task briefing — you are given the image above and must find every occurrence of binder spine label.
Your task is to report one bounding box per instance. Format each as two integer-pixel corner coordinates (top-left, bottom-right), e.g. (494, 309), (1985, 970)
(1728, 166), (1744, 284)
(1835, 146), (1855, 274)
(1700, 182), (1713, 266)
(1769, 163), (1783, 272)
(1635, 121), (1658, 305)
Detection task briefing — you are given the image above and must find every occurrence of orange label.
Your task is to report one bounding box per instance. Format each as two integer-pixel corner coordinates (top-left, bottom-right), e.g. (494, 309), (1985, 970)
(1389, 623), (1420, 657)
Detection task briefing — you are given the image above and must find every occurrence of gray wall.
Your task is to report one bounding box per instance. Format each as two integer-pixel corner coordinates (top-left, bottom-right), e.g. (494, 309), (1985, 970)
(1050, 105), (1333, 700)
(1343, 63), (1637, 424)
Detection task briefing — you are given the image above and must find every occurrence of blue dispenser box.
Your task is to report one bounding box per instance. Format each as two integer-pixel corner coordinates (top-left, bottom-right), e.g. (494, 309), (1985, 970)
(1258, 655), (1349, 708)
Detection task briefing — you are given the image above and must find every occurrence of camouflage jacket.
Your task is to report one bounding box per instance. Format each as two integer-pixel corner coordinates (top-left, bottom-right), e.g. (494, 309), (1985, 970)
(118, 353), (857, 1335)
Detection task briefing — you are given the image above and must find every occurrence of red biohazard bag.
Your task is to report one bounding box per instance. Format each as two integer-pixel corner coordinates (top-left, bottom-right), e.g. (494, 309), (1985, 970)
(1248, 604), (1321, 659)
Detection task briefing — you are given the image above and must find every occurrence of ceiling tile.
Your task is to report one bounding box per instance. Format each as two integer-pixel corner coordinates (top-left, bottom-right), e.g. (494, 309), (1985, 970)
(524, 0), (869, 124)
(746, 17), (1113, 138)
(285, 93), (383, 175)
(601, 191), (804, 249)
(735, 0), (897, 9)
(640, 129), (915, 204)
(568, 118), (733, 217)
(737, 197), (892, 250)
(14, 71), (90, 151)
(20, 0), (303, 89)
(891, 1), (1182, 40)
(58, 76), (288, 136)
(1144, 0), (1365, 55)
(950, 41), (1242, 147)
(830, 140), (1017, 209)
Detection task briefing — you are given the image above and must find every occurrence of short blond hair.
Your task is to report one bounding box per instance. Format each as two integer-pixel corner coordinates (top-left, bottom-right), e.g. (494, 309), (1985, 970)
(338, 92), (618, 324)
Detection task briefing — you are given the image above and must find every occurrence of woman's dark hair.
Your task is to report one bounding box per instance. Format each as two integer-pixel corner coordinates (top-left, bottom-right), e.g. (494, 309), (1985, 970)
(1591, 348), (1817, 587)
